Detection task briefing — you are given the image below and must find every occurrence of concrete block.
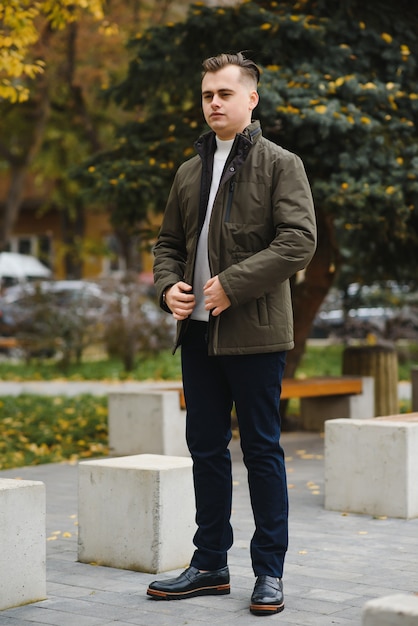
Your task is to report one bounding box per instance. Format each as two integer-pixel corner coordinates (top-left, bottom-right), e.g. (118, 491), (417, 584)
(325, 415), (418, 518)
(412, 367), (418, 412)
(108, 391), (189, 457)
(78, 454), (195, 573)
(0, 479), (46, 610)
(301, 376), (374, 431)
(363, 593), (418, 625)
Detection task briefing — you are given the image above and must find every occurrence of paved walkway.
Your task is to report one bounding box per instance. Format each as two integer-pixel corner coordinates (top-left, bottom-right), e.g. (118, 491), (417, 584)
(1, 427), (418, 626)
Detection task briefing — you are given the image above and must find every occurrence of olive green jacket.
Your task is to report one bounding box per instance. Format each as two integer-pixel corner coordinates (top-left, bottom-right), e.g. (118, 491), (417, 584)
(153, 121), (317, 355)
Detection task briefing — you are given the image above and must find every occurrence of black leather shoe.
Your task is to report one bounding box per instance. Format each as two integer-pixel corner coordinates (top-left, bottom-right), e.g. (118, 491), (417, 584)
(147, 565), (230, 600)
(250, 576), (284, 616)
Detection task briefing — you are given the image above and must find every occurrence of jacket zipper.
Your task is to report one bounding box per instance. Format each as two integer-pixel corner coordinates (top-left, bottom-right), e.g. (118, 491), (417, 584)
(224, 180), (235, 222)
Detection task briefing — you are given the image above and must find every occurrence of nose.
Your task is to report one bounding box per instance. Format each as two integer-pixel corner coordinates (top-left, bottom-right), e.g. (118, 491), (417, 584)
(211, 95), (221, 107)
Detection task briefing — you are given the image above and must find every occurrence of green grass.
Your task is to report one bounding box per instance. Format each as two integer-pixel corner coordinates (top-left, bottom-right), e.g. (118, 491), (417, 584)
(0, 343), (416, 382)
(297, 344), (344, 377)
(0, 394), (108, 470)
(0, 351), (182, 382)
(0, 343), (417, 470)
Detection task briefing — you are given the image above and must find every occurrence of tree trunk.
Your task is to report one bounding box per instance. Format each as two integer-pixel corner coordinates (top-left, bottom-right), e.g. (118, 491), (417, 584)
(0, 166), (28, 251)
(0, 24), (52, 251)
(342, 345), (399, 416)
(0, 90), (50, 250)
(285, 207), (340, 379)
(61, 203), (85, 279)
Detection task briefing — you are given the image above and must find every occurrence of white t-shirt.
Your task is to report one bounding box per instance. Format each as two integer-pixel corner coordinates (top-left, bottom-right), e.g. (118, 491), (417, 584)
(191, 137), (234, 321)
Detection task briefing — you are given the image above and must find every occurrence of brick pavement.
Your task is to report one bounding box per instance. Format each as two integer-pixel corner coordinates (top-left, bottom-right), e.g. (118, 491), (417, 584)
(1, 431), (418, 625)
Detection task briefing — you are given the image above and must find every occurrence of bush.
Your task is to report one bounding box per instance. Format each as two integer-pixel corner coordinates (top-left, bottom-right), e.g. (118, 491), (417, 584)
(100, 275), (176, 371)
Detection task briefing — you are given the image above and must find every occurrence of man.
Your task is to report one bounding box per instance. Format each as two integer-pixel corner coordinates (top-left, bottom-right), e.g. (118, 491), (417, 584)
(148, 52), (316, 616)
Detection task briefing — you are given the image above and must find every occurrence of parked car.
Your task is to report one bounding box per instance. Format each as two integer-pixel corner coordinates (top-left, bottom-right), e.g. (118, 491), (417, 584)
(0, 281), (113, 356)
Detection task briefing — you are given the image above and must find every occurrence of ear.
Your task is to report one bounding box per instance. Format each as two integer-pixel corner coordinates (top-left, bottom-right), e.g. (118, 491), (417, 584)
(249, 89), (259, 111)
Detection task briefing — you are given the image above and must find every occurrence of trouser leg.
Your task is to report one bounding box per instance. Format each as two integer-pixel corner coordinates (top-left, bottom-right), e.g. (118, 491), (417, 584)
(181, 321), (233, 571)
(226, 351), (288, 578)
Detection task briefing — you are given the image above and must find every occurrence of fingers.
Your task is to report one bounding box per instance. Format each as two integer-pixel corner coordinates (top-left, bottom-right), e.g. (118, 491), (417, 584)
(166, 282), (195, 320)
(203, 276), (231, 316)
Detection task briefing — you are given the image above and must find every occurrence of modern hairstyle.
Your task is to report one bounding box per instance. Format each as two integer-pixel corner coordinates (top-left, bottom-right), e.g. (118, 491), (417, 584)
(202, 52), (260, 86)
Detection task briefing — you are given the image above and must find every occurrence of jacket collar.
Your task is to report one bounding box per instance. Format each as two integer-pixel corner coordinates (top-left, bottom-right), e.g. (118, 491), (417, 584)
(194, 120), (262, 156)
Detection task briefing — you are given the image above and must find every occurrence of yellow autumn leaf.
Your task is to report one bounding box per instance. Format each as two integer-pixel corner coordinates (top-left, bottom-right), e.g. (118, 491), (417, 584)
(381, 32), (392, 44)
(314, 104), (327, 114)
(362, 82), (376, 89)
(335, 76), (346, 87)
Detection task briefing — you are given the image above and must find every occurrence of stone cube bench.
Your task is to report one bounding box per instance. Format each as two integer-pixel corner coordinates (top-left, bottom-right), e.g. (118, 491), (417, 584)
(78, 454), (195, 573)
(108, 389), (188, 457)
(412, 367), (418, 412)
(0, 478), (46, 610)
(363, 593), (418, 625)
(325, 414), (418, 519)
(107, 378), (375, 457)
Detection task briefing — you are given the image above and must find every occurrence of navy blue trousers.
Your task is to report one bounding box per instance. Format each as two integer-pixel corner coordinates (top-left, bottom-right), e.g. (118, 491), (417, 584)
(181, 320), (288, 578)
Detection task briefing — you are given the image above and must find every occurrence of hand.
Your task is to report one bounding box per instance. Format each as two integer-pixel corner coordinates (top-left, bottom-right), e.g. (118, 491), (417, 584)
(165, 282), (195, 321)
(203, 276), (231, 317)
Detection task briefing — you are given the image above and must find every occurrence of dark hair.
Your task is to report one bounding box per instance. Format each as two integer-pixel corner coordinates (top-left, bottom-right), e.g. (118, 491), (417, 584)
(202, 52), (260, 86)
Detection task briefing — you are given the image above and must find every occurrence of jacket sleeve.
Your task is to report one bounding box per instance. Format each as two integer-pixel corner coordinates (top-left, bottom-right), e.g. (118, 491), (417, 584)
(219, 151), (317, 308)
(153, 174), (188, 310)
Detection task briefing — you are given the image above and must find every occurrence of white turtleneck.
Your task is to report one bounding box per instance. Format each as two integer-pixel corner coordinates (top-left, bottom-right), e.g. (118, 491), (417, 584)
(191, 137), (234, 321)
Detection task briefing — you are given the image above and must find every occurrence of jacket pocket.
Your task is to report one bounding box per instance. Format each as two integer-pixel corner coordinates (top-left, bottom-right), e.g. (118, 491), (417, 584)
(257, 295), (269, 326)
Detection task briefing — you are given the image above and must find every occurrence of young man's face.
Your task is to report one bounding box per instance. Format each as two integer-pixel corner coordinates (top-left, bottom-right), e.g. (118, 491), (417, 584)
(201, 64), (259, 140)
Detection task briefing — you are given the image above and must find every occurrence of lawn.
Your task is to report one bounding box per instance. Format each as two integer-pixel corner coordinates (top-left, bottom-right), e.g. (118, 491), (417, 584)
(0, 343), (417, 470)
(0, 394), (108, 470)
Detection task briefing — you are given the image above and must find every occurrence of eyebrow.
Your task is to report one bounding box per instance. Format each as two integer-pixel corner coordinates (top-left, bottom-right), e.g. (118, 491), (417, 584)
(202, 87), (235, 96)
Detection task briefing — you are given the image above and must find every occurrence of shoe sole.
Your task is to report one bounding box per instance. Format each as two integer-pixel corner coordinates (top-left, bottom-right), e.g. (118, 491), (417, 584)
(147, 583), (230, 600)
(250, 601), (285, 616)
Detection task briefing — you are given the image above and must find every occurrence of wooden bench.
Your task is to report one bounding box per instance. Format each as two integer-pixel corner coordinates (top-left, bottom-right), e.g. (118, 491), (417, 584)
(281, 376), (374, 431)
(145, 376), (374, 432)
(281, 376), (363, 400)
(108, 376), (374, 456)
(0, 336), (18, 351)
